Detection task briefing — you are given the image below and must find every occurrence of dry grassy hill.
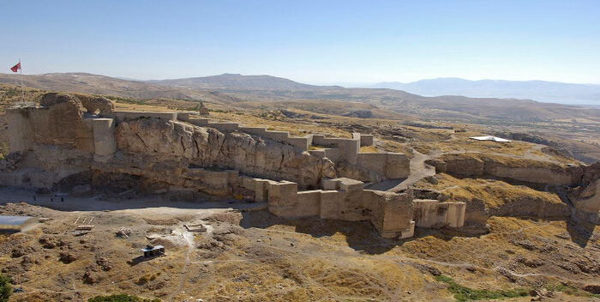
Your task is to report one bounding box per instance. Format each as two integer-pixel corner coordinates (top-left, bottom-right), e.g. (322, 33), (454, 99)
(3, 72), (600, 124)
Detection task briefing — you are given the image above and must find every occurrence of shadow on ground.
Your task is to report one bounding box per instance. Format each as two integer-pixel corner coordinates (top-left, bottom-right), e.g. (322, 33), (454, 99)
(240, 210), (486, 255)
(566, 219), (596, 248)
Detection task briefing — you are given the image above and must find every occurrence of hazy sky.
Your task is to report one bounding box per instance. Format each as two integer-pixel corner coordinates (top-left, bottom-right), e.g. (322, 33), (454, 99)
(1, 0), (599, 84)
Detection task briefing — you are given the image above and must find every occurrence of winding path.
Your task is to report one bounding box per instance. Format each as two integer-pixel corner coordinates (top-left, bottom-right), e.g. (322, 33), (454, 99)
(366, 149), (437, 192)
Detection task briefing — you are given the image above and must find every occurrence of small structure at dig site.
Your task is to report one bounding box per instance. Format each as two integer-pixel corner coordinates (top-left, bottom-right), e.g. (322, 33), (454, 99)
(141, 245), (165, 258)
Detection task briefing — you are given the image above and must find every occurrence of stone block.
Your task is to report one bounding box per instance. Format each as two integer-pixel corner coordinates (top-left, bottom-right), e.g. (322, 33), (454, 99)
(367, 190), (413, 237)
(445, 202), (466, 228)
(295, 190), (321, 217)
(360, 134), (374, 146)
(319, 190), (345, 219)
(384, 153), (410, 179)
(323, 148), (341, 162)
(413, 199), (465, 228)
(308, 149), (326, 158)
(113, 111), (177, 121)
(92, 118), (116, 162)
(400, 221), (415, 239)
(239, 127), (267, 136)
(267, 181), (298, 216)
(188, 118), (209, 126)
(207, 122), (239, 132)
(321, 178), (363, 192)
(287, 136), (310, 151)
(264, 130), (289, 141)
(254, 179), (275, 202)
(6, 108), (34, 153)
(321, 178), (338, 190)
(413, 199), (447, 228)
(177, 111), (198, 122)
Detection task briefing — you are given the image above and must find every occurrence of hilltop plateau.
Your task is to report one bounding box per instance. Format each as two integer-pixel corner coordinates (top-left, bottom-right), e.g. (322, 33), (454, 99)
(0, 80), (599, 301)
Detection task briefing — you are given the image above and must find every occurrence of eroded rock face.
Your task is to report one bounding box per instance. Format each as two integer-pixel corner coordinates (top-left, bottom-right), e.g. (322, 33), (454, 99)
(114, 119), (336, 187)
(77, 95), (114, 115)
(433, 153), (583, 186)
(570, 163), (600, 218)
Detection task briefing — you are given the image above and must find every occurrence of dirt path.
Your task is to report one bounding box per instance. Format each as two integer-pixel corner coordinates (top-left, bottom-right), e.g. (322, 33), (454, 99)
(365, 149), (436, 192)
(389, 150), (436, 192)
(168, 227), (195, 301)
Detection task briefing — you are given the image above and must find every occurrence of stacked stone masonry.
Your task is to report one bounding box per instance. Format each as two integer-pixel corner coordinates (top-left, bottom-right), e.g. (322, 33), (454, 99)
(2, 93), (471, 239)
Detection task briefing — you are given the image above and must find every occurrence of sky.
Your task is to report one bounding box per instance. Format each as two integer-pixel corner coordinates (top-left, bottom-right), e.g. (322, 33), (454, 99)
(1, 0), (599, 84)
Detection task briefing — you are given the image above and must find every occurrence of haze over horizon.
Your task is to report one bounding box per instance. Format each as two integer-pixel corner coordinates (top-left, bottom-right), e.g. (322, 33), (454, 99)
(1, 0), (599, 85)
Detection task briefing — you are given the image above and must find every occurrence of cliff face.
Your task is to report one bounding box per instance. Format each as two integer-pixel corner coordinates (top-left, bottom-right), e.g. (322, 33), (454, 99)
(429, 153), (583, 186)
(426, 153), (600, 224)
(570, 163), (600, 221)
(114, 119), (337, 188)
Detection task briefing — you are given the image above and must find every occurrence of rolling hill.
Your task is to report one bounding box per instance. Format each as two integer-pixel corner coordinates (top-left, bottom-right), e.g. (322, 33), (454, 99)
(0, 72), (228, 102)
(1, 72), (600, 123)
(150, 73), (329, 91)
(373, 78), (600, 105)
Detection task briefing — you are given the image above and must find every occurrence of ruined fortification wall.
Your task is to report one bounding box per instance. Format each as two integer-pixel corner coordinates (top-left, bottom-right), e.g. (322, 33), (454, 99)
(113, 111), (177, 122)
(1, 92), (471, 238)
(412, 199), (466, 228)
(352, 132), (374, 147)
(312, 134), (409, 182)
(239, 176), (418, 238)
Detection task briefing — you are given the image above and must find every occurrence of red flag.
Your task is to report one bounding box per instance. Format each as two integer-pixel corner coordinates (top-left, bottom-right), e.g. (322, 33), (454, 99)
(10, 62), (21, 73)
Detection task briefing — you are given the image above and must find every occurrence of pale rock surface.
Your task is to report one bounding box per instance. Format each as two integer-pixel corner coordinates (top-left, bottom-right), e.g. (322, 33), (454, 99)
(114, 119), (336, 188)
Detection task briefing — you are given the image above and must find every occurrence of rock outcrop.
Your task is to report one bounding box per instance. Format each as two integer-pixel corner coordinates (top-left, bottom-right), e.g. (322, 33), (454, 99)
(428, 153), (583, 186)
(569, 163), (600, 223)
(115, 119), (336, 188)
(0, 92), (464, 238)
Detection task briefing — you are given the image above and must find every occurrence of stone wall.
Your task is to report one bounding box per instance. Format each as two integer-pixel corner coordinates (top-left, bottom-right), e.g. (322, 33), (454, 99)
(92, 118), (117, 162)
(169, 120), (406, 182)
(312, 135), (360, 164)
(357, 153), (410, 179)
(2, 93), (448, 239)
(255, 177), (417, 239)
(112, 111), (177, 122)
(413, 199), (466, 228)
(7, 94), (102, 154)
(352, 132), (374, 147)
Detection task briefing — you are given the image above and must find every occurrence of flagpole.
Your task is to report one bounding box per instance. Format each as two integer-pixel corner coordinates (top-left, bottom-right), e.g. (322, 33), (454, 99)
(19, 58), (24, 104)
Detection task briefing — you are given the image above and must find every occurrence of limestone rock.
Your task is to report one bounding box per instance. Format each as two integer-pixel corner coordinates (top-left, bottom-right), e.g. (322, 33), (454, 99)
(77, 95), (115, 115)
(59, 252), (78, 264)
(114, 119), (335, 187)
(437, 153), (583, 185)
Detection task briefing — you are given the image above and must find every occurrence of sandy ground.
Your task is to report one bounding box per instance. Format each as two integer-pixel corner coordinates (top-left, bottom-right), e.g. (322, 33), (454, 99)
(0, 187), (265, 213)
(1, 188), (600, 301)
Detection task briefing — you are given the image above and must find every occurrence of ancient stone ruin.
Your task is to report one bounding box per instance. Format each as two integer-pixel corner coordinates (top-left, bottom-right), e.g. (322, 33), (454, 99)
(3, 92), (600, 238)
(0, 92), (510, 239)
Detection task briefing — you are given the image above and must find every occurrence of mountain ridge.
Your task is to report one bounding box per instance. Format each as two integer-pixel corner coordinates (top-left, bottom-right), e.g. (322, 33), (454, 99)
(1, 72), (600, 123)
(149, 73), (340, 91)
(373, 78), (600, 104)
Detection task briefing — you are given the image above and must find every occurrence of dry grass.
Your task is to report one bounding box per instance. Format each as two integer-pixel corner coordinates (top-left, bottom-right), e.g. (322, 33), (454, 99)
(359, 145), (379, 153)
(416, 173), (563, 208)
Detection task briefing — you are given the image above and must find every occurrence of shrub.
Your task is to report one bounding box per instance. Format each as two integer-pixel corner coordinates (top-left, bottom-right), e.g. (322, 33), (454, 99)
(88, 294), (160, 302)
(436, 275), (529, 301)
(0, 274), (11, 302)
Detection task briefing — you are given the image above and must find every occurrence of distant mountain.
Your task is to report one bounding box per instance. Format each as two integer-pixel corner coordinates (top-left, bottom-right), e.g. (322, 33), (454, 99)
(1, 72), (600, 124)
(0, 72), (235, 102)
(373, 78), (600, 105)
(150, 73), (330, 91)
